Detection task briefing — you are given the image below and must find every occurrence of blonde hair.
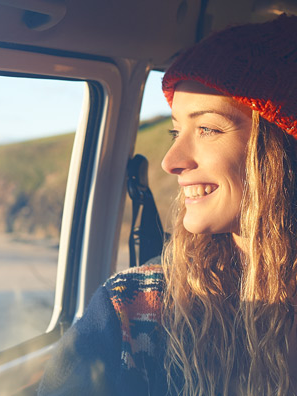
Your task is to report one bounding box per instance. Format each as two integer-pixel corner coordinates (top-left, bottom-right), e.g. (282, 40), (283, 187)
(162, 112), (297, 395)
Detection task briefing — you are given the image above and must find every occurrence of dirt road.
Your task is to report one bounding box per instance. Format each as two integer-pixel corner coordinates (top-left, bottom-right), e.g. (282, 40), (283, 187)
(0, 233), (129, 350)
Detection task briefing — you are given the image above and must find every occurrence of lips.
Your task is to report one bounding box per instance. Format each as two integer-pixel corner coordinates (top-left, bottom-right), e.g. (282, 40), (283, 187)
(183, 184), (218, 198)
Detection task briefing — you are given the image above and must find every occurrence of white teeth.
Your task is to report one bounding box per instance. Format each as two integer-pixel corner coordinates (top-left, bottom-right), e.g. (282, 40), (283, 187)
(205, 185), (212, 195)
(191, 186), (198, 197)
(197, 185), (205, 197)
(184, 184), (216, 198)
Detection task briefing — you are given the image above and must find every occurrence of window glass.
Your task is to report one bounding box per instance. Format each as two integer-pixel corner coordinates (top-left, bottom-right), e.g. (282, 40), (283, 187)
(116, 71), (177, 271)
(0, 76), (85, 351)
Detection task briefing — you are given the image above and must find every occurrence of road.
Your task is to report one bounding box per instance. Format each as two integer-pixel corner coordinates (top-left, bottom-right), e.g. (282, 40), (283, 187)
(0, 234), (57, 351)
(0, 233), (129, 351)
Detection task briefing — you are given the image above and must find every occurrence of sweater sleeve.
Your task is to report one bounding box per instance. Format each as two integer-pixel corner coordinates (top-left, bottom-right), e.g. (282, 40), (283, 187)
(38, 285), (122, 396)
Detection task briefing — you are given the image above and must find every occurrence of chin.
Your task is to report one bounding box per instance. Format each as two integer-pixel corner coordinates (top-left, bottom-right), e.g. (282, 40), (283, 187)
(183, 216), (239, 235)
(183, 218), (212, 234)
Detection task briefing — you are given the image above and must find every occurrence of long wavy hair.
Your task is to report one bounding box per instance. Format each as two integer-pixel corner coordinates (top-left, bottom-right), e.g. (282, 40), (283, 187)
(162, 112), (297, 396)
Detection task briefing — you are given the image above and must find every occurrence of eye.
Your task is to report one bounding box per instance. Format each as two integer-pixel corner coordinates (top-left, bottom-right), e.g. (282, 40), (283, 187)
(198, 126), (222, 137)
(168, 129), (179, 141)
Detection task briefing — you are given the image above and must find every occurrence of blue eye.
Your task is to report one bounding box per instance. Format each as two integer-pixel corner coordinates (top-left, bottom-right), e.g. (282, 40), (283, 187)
(168, 129), (179, 140)
(199, 126), (222, 137)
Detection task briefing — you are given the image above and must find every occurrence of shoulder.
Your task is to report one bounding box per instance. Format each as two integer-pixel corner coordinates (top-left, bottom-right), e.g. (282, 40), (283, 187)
(104, 262), (164, 324)
(103, 263), (165, 371)
(105, 262), (164, 294)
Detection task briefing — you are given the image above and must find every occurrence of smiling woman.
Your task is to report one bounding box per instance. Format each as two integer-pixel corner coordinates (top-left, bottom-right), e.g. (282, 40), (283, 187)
(161, 14), (297, 396)
(162, 81), (252, 236)
(39, 14), (297, 396)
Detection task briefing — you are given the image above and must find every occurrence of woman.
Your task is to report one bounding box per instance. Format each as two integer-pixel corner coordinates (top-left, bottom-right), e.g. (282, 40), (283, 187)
(39, 14), (297, 396)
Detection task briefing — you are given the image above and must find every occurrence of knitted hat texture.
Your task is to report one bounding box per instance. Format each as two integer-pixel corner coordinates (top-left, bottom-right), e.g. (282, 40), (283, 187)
(162, 14), (297, 138)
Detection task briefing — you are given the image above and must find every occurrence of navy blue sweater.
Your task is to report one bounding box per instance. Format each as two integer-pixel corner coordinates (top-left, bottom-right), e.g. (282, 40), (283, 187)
(38, 264), (171, 396)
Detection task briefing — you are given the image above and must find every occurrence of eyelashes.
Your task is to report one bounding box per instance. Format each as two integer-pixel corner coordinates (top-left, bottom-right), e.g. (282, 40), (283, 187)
(168, 127), (223, 140)
(198, 126), (223, 137)
(168, 129), (179, 140)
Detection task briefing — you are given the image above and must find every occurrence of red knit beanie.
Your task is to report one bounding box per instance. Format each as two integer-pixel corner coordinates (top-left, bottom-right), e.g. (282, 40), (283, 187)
(162, 14), (297, 138)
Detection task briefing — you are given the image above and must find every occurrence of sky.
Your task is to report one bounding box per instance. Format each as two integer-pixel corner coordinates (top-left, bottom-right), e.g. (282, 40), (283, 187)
(0, 71), (171, 144)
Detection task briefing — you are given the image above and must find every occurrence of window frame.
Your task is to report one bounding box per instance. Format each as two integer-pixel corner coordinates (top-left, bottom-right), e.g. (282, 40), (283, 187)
(0, 47), (121, 362)
(0, 46), (149, 396)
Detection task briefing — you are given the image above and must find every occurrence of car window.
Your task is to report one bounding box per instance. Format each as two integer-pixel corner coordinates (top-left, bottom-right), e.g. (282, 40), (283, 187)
(116, 71), (177, 271)
(0, 76), (85, 351)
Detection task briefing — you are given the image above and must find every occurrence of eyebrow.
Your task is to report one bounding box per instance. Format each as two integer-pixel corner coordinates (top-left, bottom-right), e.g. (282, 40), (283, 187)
(172, 110), (238, 123)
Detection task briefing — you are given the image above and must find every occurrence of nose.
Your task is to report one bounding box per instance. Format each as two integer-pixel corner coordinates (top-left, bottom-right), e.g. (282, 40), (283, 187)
(161, 134), (198, 175)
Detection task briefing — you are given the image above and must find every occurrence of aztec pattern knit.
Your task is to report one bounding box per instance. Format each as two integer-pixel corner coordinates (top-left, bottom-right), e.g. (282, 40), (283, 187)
(38, 263), (171, 396)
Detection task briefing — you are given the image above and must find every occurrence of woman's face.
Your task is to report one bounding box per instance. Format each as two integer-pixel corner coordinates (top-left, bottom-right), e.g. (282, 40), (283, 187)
(162, 81), (252, 235)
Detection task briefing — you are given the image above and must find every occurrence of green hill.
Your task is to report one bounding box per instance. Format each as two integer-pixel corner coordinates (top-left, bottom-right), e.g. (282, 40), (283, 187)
(0, 117), (177, 238)
(0, 133), (74, 237)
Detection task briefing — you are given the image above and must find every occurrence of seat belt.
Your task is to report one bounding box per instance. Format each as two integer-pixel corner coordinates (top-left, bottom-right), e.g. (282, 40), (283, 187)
(127, 154), (164, 267)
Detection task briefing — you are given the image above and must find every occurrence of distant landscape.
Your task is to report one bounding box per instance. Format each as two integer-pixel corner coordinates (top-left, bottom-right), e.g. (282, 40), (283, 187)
(0, 116), (178, 240)
(0, 116), (179, 349)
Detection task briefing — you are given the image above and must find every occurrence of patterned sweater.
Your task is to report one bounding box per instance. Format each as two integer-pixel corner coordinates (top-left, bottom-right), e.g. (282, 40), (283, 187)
(38, 263), (171, 396)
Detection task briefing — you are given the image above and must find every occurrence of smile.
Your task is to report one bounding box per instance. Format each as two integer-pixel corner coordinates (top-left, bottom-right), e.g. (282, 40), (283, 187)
(184, 184), (218, 198)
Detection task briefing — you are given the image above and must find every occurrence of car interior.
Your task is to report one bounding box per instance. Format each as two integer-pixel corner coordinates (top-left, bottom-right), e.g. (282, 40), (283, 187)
(0, 0), (296, 394)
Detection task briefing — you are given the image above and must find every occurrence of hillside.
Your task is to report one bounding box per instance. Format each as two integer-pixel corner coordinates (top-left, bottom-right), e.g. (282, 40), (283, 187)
(0, 133), (74, 238)
(0, 116), (178, 239)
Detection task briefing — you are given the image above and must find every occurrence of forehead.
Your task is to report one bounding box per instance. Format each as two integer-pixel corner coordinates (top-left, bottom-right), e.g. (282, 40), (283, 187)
(173, 81), (252, 120)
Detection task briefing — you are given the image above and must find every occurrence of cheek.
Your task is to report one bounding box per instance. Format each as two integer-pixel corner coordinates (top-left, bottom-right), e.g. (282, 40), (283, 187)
(211, 146), (247, 183)
(222, 143), (248, 183)
(215, 149), (247, 211)
(225, 153), (247, 215)
(229, 161), (246, 190)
